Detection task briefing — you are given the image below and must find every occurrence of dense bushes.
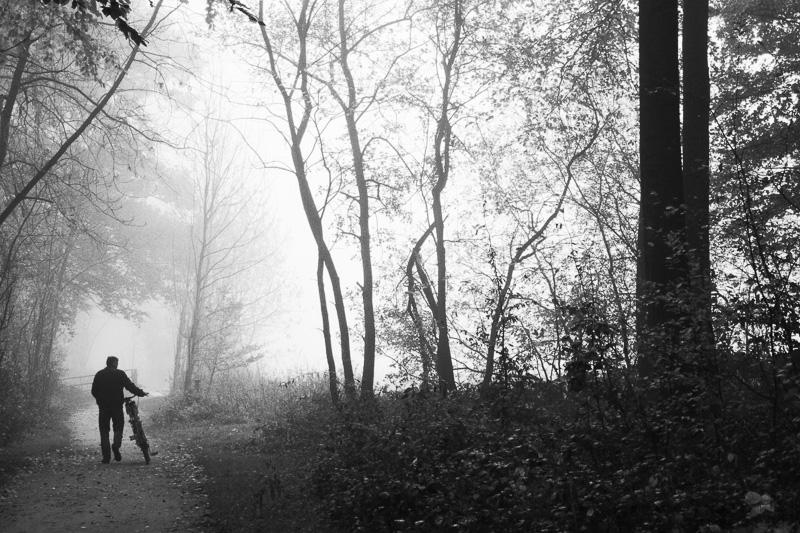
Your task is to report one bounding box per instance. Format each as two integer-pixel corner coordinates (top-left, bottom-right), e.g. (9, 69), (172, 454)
(0, 371), (84, 446)
(311, 380), (800, 532)
(146, 366), (800, 531)
(150, 371), (333, 428)
(312, 391), (552, 531)
(149, 392), (239, 426)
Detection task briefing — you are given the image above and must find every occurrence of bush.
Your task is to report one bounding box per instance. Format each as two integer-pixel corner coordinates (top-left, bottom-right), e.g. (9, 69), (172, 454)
(312, 391), (556, 532)
(0, 367), (31, 446)
(151, 371), (335, 428)
(150, 392), (240, 426)
(310, 383), (800, 532)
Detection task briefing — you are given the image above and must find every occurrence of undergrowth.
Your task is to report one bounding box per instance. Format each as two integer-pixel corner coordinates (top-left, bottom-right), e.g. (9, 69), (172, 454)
(150, 371), (331, 427)
(0, 384), (91, 490)
(310, 382), (800, 533)
(148, 364), (800, 533)
(150, 372), (336, 533)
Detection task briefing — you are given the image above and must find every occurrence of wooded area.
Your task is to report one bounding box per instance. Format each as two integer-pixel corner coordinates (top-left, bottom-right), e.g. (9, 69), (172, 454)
(1, 0), (799, 530)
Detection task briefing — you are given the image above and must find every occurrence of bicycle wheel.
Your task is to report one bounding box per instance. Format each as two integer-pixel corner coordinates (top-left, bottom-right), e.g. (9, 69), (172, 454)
(135, 421), (150, 465)
(141, 442), (151, 465)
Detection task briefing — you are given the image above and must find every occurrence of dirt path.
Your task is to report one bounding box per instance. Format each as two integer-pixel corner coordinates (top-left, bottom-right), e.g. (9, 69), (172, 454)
(0, 399), (209, 532)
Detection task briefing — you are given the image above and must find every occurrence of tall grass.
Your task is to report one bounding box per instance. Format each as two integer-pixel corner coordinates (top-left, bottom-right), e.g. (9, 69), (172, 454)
(150, 369), (334, 429)
(148, 369), (337, 532)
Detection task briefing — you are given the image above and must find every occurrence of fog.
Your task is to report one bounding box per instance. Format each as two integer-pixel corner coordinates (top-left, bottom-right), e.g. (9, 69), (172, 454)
(60, 194), (343, 392)
(52, 0), (413, 393)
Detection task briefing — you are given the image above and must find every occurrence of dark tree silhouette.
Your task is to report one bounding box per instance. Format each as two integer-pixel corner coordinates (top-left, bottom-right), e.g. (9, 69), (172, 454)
(636, 0), (690, 375)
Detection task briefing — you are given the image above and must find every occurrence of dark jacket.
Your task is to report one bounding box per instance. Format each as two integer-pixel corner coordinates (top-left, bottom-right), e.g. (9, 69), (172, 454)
(91, 366), (145, 408)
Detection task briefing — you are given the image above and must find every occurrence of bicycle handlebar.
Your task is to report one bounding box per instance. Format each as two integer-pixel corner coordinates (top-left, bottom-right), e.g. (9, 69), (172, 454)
(124, 393), (148, 401)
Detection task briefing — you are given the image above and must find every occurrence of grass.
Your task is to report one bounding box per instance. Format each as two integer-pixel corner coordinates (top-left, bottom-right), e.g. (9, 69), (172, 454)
(150, 375), (337, 533)
(156, 422), (332, 533)
(0, 385), (93, 491)
(0, 418), (70, 490)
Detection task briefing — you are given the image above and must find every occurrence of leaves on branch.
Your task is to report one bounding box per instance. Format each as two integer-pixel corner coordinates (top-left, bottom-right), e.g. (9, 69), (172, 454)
(115, 18), (146, 46)
(226, 0), (266, 26)
(40, 0), (148, 46)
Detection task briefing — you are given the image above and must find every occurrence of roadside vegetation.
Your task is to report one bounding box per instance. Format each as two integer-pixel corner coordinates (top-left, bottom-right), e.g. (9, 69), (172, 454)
(150, 373), (335, 533)
(0, 385), (92, 490)
(150, 366), (799, 533)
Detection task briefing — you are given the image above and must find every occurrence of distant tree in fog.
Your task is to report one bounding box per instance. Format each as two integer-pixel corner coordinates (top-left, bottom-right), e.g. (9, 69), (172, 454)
(170, 106), (274, 394)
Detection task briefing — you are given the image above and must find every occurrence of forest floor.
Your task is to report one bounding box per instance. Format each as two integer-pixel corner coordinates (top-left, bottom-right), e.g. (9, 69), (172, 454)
(156, 421), (333, 533)
(0, 396), (209, 532)
(0, 395), (331, 532)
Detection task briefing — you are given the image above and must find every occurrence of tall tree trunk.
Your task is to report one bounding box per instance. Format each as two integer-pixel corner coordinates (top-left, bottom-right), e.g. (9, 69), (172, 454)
(0, 210), (34, 372)
(636, 0), (687, 377)
(430, 0), (464, 394)
(185, 202), (211, 392)
(172, 303), (187, 393)
(336, 0), (376, 397)
(258, 0), (355, 398)
(317, 254), (339, 406)
(407, 224), (437, 388)
(39, 223), (77, 408)
(682, 0), (715, 363)
(292, 146), (356, 397)
(184, 280), (203, 393)
(0, 34), (31, 173)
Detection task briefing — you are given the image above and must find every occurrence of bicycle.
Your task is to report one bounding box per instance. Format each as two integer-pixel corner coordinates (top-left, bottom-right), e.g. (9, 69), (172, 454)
(124, 395), (156, 464)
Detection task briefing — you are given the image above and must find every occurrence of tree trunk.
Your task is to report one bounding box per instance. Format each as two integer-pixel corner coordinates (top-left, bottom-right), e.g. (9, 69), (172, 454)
(406, 224), (437, 388)
(636, 0), (687, 376)
(258, 0), (355, 397)
(430, 0), (464, 394)
(292, 145), (356, 397)
(317, 254), (339, 406)
(184, 283), (203, 392)
(481, 118), (600, 393)
(336, 0), (376, 397)
(39, 223), (77, 408)
(0, 34), (31, 173)
(172, 303), (187, 393)
(682, 0), (715, 361)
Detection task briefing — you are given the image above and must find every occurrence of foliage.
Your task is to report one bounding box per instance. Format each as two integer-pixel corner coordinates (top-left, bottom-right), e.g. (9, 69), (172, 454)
(712, 0), (800, 368)
(311, 284), (800, 531)
(151, 370), (334, 427)
(150, 372), (336, 533)
(0, 380), (90, 447)
(0, 367), (28, 446)
(311, 370), (800, 532)
(0, 0), (174, 442)
(149, 392), (240, 425)
(41, 0), (148, 46)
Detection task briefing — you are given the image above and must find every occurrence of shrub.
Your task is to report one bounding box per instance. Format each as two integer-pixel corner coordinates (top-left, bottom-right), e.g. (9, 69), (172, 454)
(311, 384), (800, 532)
(150, 392), (237, 426)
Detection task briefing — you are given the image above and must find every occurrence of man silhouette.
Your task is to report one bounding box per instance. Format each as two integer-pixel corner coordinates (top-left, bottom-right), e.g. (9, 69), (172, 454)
(90, 356), (147, 463)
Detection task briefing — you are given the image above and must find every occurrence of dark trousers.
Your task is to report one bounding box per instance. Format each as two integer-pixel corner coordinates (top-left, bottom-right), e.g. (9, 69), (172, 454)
(98, 405), (124, 434)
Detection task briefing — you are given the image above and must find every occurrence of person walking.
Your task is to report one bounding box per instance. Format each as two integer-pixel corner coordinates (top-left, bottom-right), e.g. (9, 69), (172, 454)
(90, 356), (147, 463)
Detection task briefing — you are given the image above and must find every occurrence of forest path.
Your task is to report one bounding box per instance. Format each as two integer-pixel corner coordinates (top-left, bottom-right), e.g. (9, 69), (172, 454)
(0, 398), (209, 532)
